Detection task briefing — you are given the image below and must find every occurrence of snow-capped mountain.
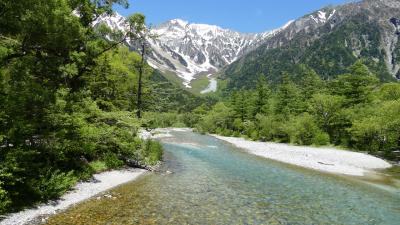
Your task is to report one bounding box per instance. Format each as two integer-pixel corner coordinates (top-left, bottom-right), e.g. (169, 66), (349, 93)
(94, 13), (293, 87)
(94, 3), (351, 88)
(147, 19), (293, 87)
(93, 0), (400, 91)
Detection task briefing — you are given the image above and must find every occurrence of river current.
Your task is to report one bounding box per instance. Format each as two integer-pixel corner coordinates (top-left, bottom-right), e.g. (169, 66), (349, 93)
(47, 130), (400, 225)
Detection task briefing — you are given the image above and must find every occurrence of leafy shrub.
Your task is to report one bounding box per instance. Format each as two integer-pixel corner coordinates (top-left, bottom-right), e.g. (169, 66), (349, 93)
(232, 118), (244, 132)
(256, 114), (287, 142)
(312, 132), (330, 146)
(103, 153), (124, 169)
(197, 103), (234, 134)
(172, 121), (186, 128)
(0, 185), (11, 214)
(231, 130), (240, 137)
(286, 113), (321, 145)
(377, 83), (400, 101)
(143, 112), (179, 128)
(31, 170), (77, 201)
(89, 161), (108, 172)
(350, 100), (400, 155)
(141, 140), (163, 165)
(249, 130), (259, 141)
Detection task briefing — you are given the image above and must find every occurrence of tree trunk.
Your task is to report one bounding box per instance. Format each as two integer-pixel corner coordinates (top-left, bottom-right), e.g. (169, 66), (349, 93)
(136, 42), (146, 118)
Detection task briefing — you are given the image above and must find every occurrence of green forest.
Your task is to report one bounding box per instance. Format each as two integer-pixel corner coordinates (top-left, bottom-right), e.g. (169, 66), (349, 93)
(1, 0), (400, 217)
(0, 0), (170, 213)
(195, 62), (400, 156)
(157, 62), (400, 161)
(224, 10), (398, 89)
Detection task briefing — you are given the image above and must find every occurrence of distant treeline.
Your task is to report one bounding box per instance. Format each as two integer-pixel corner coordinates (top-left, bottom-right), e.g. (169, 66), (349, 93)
(151, 62), (400, 161)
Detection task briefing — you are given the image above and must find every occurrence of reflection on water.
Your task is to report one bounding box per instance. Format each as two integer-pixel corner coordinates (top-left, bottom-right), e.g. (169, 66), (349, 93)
(47, 131), (400, 225)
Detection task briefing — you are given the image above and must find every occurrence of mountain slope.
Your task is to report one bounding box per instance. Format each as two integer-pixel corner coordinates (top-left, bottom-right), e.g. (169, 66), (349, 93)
(147, 19), (292, 87)
(94, 13), (292, 88)
(222, 0), (400, 89)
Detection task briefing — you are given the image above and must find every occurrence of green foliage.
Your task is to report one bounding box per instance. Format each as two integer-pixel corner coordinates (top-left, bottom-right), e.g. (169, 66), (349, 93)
(309, 93), (345, 141)
(230, 90), (252, 121)
(103, 153), (125, 169)
(146, 70), (207, 113)
(223, 13), (395, 90)
(251, 75), (271, 118)
(312, 132), (331, 146)
(256, 114), (284, 141)
(330, 61), (379, 107)
(89, 161), (108, 173)
(377, 83), (400, 101)
(143, 112), (181, 128)
(0, 1), (165, 213)
(196, 103), (234, 134)
(0, 172), (11, 214)
(88, 47), (143, 111)
(275, 73), (302, 116)
(197, 61), (399, 157)
(285, 113), (323, 146)
(141, 140), (163, 166)
(31, 170), (77, 201)
(350, 100), (400, 157)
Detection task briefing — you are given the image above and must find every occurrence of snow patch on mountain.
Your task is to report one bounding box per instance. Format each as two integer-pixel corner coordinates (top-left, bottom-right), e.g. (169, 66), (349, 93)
(310, 10), (336, 24)
(93, 13), (128, 31)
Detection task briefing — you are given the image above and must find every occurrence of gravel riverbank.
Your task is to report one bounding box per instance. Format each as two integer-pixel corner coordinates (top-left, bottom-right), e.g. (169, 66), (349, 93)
(0, 169), (146, 225)
(213, 135), (392, 177)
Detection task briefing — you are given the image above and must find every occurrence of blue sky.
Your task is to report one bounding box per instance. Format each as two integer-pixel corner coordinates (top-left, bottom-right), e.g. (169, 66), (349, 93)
(115, 0), (353, 33)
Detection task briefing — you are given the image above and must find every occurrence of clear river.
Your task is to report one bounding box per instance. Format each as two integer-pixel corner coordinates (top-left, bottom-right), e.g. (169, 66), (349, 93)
(46, 130), (400, 225)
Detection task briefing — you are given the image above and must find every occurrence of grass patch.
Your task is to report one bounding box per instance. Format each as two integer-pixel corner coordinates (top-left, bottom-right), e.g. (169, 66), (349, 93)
(159, 70), (187, 88)
(157, 69), (222, 96)
(189, 74), (210, 95)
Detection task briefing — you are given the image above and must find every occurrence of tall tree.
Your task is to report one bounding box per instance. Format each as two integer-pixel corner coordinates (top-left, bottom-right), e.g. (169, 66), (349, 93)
(252, 75), (271, 117)
(126, 14), (156, 118)
(297, 64), (323, 100)
(231, 90), (250, 122)
(331, 61), (379, 107)
(275, 72), (301, 117)
(309, 93), (344, 140)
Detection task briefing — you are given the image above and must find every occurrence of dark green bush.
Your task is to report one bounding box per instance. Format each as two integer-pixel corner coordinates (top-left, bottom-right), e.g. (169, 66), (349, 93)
(103, 153), (125, 169)
(141, 140), (163, 166)
(0, 185), (11, 214)
(31, 170), (77, 201)
(286, 113), (321, 145)
(312, 132), (330, 146)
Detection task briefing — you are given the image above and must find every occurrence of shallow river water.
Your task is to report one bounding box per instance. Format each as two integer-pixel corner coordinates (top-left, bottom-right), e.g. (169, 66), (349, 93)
(46, 130), (400, 225)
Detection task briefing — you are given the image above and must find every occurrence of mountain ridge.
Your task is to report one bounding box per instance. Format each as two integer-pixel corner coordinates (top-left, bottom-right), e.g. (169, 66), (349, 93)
(222, 0), (400, 89)
(95, 0), (400, 91)
(94, 12), (293, 87)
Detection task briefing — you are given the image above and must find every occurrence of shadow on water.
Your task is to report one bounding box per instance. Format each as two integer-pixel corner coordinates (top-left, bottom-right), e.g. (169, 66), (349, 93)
(46, 130), (400, 225)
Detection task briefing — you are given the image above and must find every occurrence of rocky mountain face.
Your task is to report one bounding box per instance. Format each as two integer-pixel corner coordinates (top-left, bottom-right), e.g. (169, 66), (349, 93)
(147, 19), (292, 87)
(95, 0), (400, 90)
(94, 13), (292, 87)
(223, 0), (400, 89)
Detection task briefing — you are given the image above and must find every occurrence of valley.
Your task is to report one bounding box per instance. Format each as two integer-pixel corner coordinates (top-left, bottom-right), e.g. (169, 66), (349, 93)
(45, 130), (400, 225)
(1, 0), (400, 224)
(96, 0), (400, 94)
